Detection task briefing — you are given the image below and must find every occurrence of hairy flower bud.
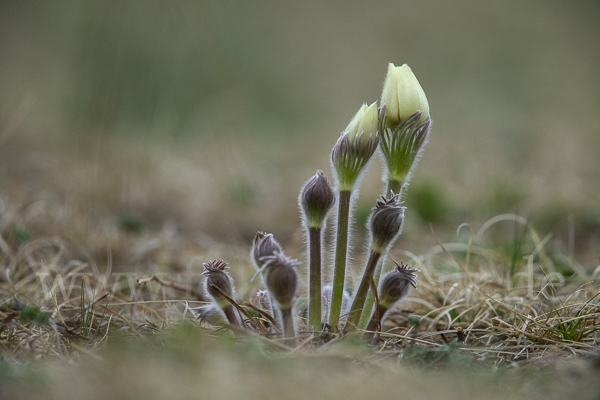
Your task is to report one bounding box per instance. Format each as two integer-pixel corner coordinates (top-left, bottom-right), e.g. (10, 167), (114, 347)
(378, 260), (419, 309)
(381, 63), (429, 127)
(262, 253), (299, 310)
(369, 194), (405, 253)
(202, 259), (241, 328)
(251, 232), (283, 269)
(203, 260), (234, 308)
(300, 170), (336, 228)
(331, 102), (380, 190)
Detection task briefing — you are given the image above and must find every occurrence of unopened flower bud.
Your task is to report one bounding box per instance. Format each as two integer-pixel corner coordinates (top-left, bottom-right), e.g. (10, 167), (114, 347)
(331, 102), (380, 190)
(202, 259), (242, 328)
(344, 102), (379, 143)
(381, 63), (429, 127)
(370, 194), (405, 253)
(202, 260), (234, 308)
(192, 304), (225, 326)
(251, 232), (283, 269)
(300, 170), (336, 228)
(378, 260), (419, 309)
(263, 253), (299, 310)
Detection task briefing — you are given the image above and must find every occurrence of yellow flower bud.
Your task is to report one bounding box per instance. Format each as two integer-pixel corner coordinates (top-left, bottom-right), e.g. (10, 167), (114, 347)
(380, 63), (429, 126)
(344, 101), (378, 142)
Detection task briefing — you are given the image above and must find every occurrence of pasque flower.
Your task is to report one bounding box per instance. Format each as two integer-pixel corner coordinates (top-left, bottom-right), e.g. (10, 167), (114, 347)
(381, 63), (429, 127)
(379, 63), (432, 197)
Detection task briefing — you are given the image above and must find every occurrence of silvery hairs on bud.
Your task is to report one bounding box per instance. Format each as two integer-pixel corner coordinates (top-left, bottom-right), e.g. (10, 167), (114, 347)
(251, 232), (283, 270)
(379, 260), (419, 309)
(262, 252), (299, 310)
(369, 193), (405, 253)
(299, 170), (336, 228)
(202, 259), (242, 328)
(202, 259), (234, 303)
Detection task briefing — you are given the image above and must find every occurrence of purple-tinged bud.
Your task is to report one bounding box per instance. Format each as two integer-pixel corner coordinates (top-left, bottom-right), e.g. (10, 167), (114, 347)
(203, 260), (233, 306)
(369, 194), (405, 253)
(378, 260), (419, 309)
(202, 260), (241, 328)
(300, 170), (336, 228)
(262, 253), (299, 310)
(363, 260), (418, 342)
(251, 232), (283, 269)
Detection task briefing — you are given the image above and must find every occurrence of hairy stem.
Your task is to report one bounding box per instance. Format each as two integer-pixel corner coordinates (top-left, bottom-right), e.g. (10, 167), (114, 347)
(329, 189), (352, 328)
(308, 227), (323, 330)
(346, 250), (382, 331)
(358, 259), (383, 329)
(386, 179), (404, 198)
(223, 304), (242, 328)
(280, 308), (297, 347)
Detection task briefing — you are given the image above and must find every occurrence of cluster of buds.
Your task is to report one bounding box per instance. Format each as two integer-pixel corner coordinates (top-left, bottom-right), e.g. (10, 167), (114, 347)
(197, 62), (429, 346)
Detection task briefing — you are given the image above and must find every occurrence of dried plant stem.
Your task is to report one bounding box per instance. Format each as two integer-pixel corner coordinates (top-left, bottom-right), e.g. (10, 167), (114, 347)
(279, 308), (297, 347)
(308, 226), (323, 330)
(329, 189), (352, 328)
(346, 250), (382, 331)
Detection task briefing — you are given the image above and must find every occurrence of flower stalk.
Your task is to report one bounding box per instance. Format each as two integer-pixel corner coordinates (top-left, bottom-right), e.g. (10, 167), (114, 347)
(262, 253), (300, 346)
(299, 170), (335, 331)
(329, 102), (379, 329)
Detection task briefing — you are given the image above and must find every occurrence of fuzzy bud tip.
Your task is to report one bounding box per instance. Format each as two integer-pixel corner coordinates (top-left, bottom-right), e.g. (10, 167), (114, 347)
(370, 193), (405, 252)
(300, 170), (336, 228)
(378, 260), (419, 309)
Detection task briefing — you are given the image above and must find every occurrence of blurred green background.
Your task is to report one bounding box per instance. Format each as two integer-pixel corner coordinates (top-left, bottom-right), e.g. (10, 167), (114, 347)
(1, 0), (599, 263)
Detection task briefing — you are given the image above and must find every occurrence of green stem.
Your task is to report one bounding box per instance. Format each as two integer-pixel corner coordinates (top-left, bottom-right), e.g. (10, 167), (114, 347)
(387, 179), (404, 198)
(308, 227), (322, 330)
(328, 189), (352, 328)
(346, 250), (382, 331)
